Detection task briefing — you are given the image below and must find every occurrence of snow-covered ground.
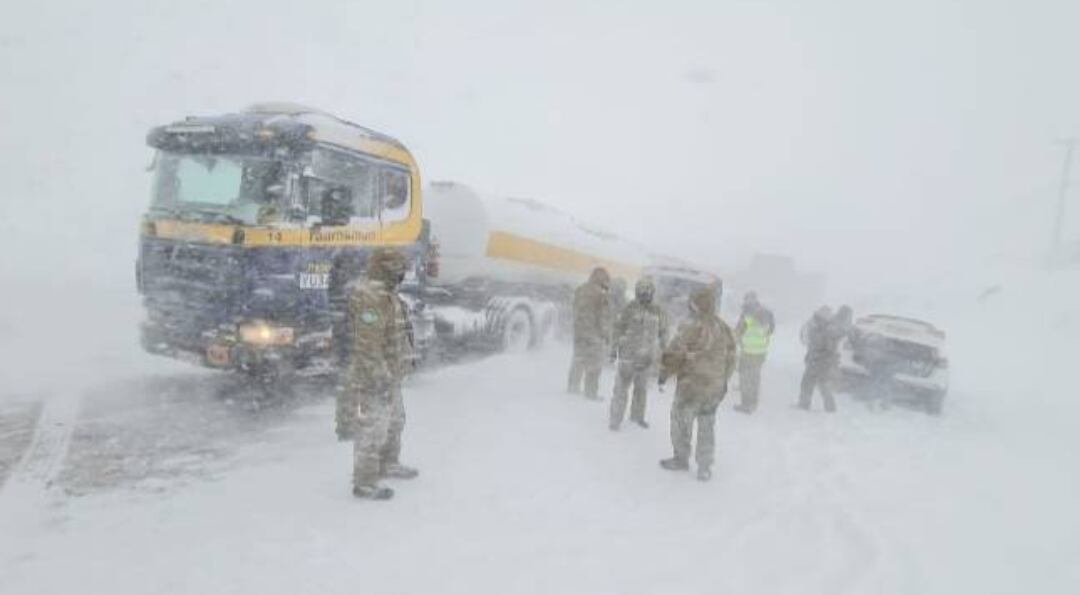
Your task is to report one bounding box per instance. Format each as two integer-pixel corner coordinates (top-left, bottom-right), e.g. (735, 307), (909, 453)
(1, 267), (1078, 594)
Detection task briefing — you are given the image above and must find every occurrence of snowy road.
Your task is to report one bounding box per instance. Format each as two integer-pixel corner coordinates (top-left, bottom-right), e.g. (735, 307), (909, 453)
(1, 276), (1078, 594)
(1, 330), (1077, 594)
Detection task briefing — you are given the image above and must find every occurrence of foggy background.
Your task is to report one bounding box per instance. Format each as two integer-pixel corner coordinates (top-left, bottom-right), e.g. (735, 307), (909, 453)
(3, 0), (1079, 295)
(3, 3), (1080, 593)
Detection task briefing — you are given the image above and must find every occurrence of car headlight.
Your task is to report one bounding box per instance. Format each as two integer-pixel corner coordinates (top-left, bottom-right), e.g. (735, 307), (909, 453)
(239, 321), (295, 346)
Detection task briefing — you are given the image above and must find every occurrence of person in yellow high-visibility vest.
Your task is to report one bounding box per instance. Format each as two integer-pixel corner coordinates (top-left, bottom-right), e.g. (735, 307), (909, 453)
(734, 292), (775, 413)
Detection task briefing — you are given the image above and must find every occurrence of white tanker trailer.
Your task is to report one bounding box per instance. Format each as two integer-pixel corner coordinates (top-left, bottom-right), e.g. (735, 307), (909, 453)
(420, 181), (648, 356)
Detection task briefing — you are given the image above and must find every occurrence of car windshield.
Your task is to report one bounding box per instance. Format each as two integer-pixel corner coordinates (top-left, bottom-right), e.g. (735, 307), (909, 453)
(655, 276), (708, 302)
(151, 152), (285, 224)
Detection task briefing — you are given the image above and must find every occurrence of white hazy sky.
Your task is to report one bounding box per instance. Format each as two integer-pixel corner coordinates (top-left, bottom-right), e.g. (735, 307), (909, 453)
(2, 0), (1079, 290)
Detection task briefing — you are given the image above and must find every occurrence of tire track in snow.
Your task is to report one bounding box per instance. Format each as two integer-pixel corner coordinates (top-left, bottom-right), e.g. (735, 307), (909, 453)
(0, 392), (81, 560)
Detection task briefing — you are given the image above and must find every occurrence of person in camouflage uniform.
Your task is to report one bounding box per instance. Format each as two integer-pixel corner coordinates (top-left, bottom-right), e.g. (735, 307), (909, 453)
(567, 267), (612, 399)
(797, 306), (839, 412)
(608, 278), (628, 328)
(658, 287), (736, 481)
(609, 277), (668, 430)
(333, 255), (366, 441)
(346, 248), (417, 500)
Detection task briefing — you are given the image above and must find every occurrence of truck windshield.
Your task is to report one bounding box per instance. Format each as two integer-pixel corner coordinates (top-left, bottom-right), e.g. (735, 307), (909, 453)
(151, 152), (285, 224)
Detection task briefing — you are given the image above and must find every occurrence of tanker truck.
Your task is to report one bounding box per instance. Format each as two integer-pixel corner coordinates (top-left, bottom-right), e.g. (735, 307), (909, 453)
(420, 181), (647, 359)
(136, 104), (718, 383)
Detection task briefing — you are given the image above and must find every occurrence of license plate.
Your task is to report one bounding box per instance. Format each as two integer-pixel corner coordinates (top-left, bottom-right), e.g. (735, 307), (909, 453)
(207, 344), (231, 367)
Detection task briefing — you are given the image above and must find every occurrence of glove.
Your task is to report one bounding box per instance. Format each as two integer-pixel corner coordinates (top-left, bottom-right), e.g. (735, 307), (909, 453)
(609, 349), (618, 364)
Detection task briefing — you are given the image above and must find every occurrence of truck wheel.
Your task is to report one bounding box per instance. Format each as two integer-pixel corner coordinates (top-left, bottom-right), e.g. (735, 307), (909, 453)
(533, 307), (556, 348)
(926, 391), (945, 416)
(244, 361), (296, 401)
(502, 307), (534, 353)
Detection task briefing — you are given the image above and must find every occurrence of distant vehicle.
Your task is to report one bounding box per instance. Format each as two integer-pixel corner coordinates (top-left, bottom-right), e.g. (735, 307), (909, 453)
(642, 263), (722, 325)
(836, 315), (949, 415)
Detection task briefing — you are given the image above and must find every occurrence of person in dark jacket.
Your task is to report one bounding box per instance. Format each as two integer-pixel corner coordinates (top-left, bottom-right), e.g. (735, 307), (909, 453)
(797, 306), (839, 412)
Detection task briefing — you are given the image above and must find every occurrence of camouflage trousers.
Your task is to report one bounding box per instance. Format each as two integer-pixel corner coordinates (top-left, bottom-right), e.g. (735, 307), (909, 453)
(798, 360), (837, 412)
(567, 339), (604, 398)
(670, 389), (724, 469)
(336, 387), (359, 440)
(350, 384), (406, 488)
(737, 353), (766, 412)
(610, 360), (650, 428)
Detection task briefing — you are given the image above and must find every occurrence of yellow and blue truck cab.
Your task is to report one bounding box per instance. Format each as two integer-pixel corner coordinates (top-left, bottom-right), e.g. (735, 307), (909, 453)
(138, 103), (430, 379)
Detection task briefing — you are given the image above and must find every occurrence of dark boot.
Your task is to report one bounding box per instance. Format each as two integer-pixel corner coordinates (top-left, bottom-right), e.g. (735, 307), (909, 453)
(659, 457), (690, 471)
(353, 484), (394, 500)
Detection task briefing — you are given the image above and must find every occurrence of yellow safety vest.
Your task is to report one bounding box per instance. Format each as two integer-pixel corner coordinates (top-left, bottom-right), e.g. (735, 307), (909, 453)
(741, 315), (771, 355)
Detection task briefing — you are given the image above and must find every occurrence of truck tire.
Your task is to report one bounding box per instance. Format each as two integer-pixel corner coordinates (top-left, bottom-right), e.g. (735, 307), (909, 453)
(243, 360), (296, 401)
(501, 307), (534, 353)
(532, 307), (556, 348)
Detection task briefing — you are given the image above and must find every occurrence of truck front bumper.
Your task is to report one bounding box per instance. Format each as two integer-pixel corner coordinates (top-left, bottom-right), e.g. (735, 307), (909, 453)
(140, 321), (335, 376)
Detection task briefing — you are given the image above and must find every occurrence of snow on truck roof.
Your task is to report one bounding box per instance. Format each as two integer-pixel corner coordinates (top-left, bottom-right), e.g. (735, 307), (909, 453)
(150, 105), (415, 167)
(243, 103), (408, 150)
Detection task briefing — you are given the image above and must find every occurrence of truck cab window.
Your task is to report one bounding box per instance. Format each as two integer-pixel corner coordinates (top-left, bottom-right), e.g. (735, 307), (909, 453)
(151, 153), (287, 224)
(379, 167), (411, 223)
(310, 148), (376, 222)
(307, 148), (411, 225)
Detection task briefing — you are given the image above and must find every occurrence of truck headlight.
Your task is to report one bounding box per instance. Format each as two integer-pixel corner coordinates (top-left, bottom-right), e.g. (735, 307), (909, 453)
(239, 321), (295, 346)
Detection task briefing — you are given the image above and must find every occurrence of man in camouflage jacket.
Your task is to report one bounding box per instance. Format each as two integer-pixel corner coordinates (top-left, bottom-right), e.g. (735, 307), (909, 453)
(609, 277), (668, 430)
(567, 267), (612, 399)
(658, 287), (736, 481)
(345, 248), (417, 500)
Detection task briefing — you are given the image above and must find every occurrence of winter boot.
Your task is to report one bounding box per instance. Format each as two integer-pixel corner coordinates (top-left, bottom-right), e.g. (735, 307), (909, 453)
(382, 462), (419, 480)
(353, 484), (394, 500)
(659, 457), (690, 471)
(697, 466), (712, 482)
(632, 419), (649, 429)
(733, 405), (753, 414)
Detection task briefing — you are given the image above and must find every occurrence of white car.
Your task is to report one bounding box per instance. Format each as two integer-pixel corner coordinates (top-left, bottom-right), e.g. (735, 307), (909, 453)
(837, 315), (949, 414)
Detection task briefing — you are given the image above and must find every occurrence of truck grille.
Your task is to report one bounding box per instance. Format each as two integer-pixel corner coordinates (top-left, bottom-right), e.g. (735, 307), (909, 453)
(140, 240), (245, 327)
